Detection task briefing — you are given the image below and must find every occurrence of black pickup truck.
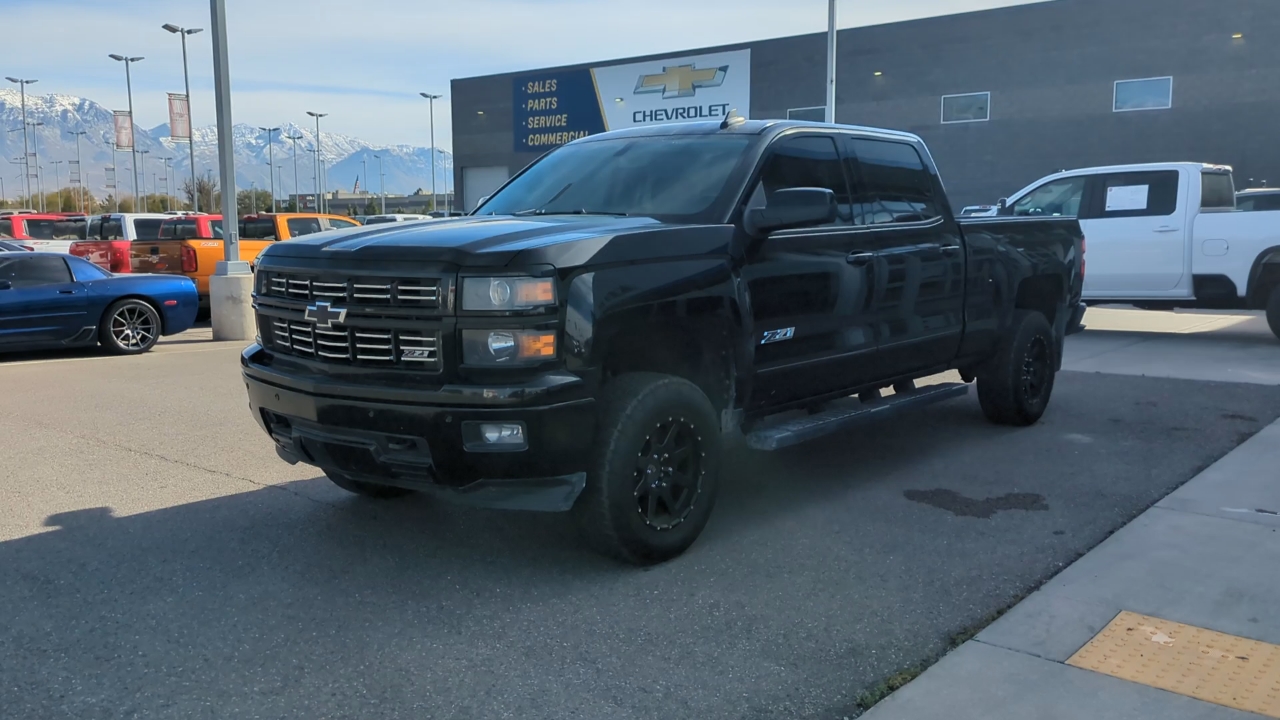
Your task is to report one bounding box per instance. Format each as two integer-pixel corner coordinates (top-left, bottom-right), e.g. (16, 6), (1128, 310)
(242, 118), (1085, 565)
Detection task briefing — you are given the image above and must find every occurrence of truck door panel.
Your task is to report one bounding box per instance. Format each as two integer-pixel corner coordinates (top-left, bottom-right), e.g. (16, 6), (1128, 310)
(845, 137), (964, 377)
(1078, 169), (1187, 295)
(742, 134), (877, 410)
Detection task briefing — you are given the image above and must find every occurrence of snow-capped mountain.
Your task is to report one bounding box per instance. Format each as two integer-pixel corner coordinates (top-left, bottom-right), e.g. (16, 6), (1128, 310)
(0, 90), (451, 201)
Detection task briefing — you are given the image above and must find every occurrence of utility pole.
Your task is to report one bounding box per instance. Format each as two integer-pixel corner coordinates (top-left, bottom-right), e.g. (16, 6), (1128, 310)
(285, 133), (303, 210)
(50, 160), (63, 211)
(306, 111), (327, 213)
(5, 78), (37, 202)
(67, 130), (87, 213)
(138, 149), (151, 209)
(108, 54), (144, 209)
(162, 23), (204, 212)
(375, 154), (385, 214)
(258, 126), (279, 212)
(826, 0), (838, 124)
(26, 121), (45, 211)
(420, 92), (441, 213)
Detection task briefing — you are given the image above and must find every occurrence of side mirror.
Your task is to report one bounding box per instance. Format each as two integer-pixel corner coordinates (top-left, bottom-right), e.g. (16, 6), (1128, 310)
(997, 197), (1008, 210)
(0, 280), (11, 290)
(744, 187), (838, 237)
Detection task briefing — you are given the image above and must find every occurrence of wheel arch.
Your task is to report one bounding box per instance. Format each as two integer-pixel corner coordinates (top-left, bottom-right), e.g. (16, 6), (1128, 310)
(1246, 246), (1280, 308)
(99, 294), (167, 335)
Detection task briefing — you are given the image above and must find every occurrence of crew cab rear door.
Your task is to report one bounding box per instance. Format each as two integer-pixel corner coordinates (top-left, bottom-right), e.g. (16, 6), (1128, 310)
(741, 132), (878, 410)
(843, 136), (965, 378)
(1077, 168), (1189, 296)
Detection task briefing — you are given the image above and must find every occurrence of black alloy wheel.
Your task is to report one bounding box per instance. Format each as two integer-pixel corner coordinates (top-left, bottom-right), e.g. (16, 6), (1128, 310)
(977, 309), (1056, 426)
(1020, 334), (1052, 405)
(633, 417), (704, 531)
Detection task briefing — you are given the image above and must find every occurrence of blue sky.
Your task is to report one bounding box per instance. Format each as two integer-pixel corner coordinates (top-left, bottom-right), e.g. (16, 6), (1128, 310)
(5, 0), (1045, 150)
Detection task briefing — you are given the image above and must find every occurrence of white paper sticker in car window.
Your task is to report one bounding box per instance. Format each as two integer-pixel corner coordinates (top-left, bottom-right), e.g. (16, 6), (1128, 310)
(1106, 185), (1150, 212)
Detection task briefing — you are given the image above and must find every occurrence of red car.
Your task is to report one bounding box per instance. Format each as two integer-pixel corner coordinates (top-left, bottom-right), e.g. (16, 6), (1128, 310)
(0, 213), (87, 253)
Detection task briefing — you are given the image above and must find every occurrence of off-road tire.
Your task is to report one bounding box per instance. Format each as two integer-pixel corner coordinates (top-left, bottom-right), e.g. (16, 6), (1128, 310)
(977, 310), (1056, 427)
(1266, 287), (1280, 341)
(325, 471), (414, 499)
(99, 299), (162, 355)
(573, 373), (722, 565)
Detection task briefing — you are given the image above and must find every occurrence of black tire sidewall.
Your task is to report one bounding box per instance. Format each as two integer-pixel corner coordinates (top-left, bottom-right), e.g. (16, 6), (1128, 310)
(979, 311), (1056, 425)
(579, 375), (722, 564)
(100, 300), (161, 355)
(1266, 287), (1280, 340)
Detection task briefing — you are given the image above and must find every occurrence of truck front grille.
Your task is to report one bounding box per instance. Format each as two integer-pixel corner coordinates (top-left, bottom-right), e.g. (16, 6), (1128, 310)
(263, 272), (443, 309)
(268, 319), (441, 369)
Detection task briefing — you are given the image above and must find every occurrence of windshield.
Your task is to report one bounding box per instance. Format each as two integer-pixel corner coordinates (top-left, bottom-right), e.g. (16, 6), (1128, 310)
(477, 135), (755, 224)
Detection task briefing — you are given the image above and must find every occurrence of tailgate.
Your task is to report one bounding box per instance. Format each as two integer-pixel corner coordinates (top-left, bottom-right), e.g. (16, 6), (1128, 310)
(131, 239), (195, 274)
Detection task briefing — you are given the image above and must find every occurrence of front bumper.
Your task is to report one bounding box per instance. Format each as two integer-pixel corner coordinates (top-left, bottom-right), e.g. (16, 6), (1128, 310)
(1066, 301), (1087, 335)
(242, 345), (596, 512)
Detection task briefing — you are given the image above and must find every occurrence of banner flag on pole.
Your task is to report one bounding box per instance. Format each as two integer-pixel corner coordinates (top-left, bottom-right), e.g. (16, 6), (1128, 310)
(168, 93), (191, 141)
(113, 111), (134, 150)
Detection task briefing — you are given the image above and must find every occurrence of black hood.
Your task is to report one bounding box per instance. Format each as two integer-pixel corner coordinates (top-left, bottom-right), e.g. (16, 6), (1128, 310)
(258, 215), (736, 269)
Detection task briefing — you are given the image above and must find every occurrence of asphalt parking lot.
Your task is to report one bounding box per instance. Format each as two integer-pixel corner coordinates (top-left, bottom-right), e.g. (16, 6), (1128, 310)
(2, 308), (1278, 720)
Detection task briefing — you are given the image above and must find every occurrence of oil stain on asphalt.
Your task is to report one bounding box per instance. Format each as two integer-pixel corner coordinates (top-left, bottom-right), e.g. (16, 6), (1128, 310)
(904, 489), (1049, 519)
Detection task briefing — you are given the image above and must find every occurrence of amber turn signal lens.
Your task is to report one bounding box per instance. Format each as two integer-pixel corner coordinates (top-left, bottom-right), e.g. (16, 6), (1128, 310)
(517, 332), (557, 359)
(515, 279), (555, 305)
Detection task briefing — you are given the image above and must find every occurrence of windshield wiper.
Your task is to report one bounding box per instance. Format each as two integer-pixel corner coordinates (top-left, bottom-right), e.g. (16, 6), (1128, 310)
(511, 208), (629, 217)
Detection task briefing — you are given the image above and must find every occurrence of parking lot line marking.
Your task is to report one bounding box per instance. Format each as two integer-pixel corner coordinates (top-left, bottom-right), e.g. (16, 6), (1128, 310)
(0, 345), (242, 368)
(1067, 611), (1280, 718)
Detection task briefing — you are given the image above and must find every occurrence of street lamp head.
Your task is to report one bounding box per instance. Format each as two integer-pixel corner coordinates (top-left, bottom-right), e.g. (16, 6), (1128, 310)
(185, 28), (203, 35)
(420, 92), (442, 100)
(130, 57), (145, 63)
(306, 111), (328, 119)
(108, 54), (125, 61)
(162, 23), (181, 33)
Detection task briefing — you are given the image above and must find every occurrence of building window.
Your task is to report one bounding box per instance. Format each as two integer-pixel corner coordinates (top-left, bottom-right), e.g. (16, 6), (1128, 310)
(1113, 77), (1173, 112)
(786, 106), (826, 122)
(941, 92), (990, 124)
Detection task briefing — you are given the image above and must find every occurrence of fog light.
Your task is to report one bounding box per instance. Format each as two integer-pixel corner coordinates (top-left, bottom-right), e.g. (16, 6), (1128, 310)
(462, 421), (529, 452)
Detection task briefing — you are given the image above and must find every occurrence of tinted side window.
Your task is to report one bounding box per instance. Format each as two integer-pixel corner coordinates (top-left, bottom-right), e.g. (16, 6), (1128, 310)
(1200, 172), (1235, 210)
(240, 219), (277, 240)
(1013, 177), (1086, 217)
(749, 136), (850, 227)
(88, 217), (103, 239)
(326, 218), (359, 230)
(1238, 194), (1280, 212)
(0, 255), (73, 287)
(0, 219), (12, 238)
(287, 217), (324, 237)
(133, 219), (165, 240)
(847, 138), (940, 225)
(102, 218), (125, 240)
(67, 256), (112, 281)
(1097, 171), (1179, 218)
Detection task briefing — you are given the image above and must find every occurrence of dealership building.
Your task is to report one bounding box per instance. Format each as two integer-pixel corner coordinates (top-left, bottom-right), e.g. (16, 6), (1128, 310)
(449, 0), (1277, 211)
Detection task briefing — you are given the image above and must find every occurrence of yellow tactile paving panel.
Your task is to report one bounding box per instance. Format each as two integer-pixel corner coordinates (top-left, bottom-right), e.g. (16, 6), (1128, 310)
(1067, 611), (1280, 718)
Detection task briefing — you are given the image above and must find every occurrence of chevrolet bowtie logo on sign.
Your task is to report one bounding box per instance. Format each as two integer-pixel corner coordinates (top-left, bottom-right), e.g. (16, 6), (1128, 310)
(634, 64), (729, 99)
(304, 301), (347, 329)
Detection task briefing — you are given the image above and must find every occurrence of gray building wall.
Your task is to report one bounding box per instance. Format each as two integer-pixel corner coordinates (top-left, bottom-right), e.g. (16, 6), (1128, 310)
(451, 0), (1280, 209)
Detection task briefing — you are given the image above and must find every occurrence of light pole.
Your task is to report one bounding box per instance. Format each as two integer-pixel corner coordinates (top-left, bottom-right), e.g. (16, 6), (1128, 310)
(208, 0), (252, 341)
(27, 121), (45, 211)
(108, 54), (144, 209)
(5, 78), (36, 202)
(66, 130), (87, 213)
(361, 156), (368, 199)
(306, 148), (318, 210)
(163, 157), (174, 211)
(305, 111), (327, 213)
(162, 24), (203, 212)
(138, 149), (150, 209)
(285, 133), (303, 210)
(50, 160), (64, 211)
(419, 92), (441, 213)
(826, 0), (837, 123)
(258, 126), (279, 212)
(374, 153), (385, 214)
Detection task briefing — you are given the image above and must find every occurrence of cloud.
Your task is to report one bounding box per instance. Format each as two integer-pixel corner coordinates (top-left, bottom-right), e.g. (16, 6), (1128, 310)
(5, 0), (1046, 149)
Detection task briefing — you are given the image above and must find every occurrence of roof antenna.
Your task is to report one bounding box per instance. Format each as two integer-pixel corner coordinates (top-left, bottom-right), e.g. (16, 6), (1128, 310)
(720, 109), (746, 129)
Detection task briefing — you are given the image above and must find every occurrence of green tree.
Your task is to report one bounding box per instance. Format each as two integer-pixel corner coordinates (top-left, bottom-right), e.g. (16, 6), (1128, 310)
(363, 198), (378, 215)
(237, 188), (273, 215)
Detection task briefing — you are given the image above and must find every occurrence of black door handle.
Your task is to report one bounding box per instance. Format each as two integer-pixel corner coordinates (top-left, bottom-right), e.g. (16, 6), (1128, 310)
(847, 252), (875, 266)
(58, 289), (77, 295)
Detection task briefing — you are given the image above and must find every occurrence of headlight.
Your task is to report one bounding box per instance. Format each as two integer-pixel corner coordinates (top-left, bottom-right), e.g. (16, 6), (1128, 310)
(461, 276), (556, 312)
(461, 329), (557, 366)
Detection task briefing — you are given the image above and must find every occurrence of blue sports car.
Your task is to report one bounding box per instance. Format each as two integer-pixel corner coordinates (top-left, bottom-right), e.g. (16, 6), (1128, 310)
(0, 253), (199, 355)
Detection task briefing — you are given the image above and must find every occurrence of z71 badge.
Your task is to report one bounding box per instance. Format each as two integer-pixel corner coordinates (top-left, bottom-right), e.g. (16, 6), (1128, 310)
(760, 327), (796, 345)
(401, 348), (434, 359)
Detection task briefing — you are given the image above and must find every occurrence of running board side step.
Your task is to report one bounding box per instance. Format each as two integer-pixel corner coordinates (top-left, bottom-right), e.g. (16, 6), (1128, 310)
(744, 383), (971, 451)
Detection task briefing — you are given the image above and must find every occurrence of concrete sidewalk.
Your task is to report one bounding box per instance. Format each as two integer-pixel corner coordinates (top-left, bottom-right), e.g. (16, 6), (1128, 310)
(862, 419), (1280, 719)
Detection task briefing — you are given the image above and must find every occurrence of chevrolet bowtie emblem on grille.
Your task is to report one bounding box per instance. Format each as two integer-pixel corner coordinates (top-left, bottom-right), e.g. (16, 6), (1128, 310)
(634, 63), (729, 99)
(304, 301), (347, 329)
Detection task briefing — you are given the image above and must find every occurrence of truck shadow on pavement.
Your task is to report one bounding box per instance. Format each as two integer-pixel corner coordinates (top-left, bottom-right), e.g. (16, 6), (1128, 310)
(5, 372), (1280, 720)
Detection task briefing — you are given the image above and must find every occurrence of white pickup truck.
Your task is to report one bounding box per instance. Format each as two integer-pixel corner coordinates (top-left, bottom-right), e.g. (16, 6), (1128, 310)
(996, 162), (1280, 339)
